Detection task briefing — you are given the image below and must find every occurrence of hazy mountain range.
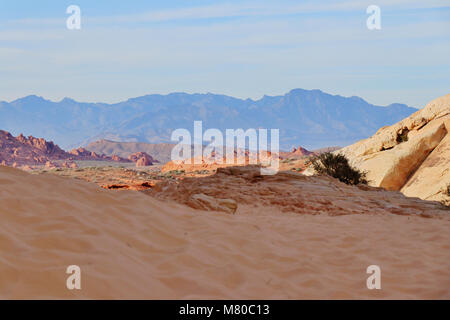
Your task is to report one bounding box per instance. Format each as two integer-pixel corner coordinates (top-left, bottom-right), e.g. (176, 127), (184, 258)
(0, 89), (417, 150)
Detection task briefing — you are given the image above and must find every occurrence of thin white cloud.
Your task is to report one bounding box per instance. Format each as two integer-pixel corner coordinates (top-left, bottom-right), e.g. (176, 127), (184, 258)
(3, 0), (448, 27)
(0, 0), (448, 106)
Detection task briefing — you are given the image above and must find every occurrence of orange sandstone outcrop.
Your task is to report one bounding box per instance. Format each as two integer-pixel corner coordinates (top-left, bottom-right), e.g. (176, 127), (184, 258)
(150, 165), (449, 217)
(339, 94), (450, 204)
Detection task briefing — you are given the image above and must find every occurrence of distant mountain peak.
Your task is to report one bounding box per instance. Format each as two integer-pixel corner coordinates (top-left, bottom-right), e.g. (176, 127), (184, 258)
(60, 97), (77, 104)
(288, 88), (324, 95)
(11, 95), (48, 104)
(386, 102), (417, 110)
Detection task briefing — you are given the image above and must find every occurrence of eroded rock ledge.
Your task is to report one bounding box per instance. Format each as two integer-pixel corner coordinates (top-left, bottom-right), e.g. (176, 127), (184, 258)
(339, 94), (450, 205)
(149, 165), (449, 217)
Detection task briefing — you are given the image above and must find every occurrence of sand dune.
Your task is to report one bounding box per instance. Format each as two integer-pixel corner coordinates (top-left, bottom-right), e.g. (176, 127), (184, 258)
(0, 166), (449, 299)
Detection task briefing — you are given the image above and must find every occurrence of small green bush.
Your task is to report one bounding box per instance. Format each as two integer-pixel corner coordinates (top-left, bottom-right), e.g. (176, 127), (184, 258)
(308, 152), (368, 185)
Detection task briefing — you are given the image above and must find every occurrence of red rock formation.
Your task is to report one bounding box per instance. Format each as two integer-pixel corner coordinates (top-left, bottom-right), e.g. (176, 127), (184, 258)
(62, 161), (78, 169)
(128, 152), (156, 167)
(291, 146), (313, 156)
(67, 147), (124, 162)
(161, 149), (278, 173)
(45, 161), (57, 169)
(0, 130), (129, 167)
(111, 155), (121, 162)
(70, 147), (130, 162)
(16, 133), (67, 157)
(0, 130), (69, 167)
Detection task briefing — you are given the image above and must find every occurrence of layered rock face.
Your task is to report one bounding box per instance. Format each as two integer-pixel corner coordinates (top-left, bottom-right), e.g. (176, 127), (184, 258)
(150, 165), (449, 217)
(340, 94), (450, 204)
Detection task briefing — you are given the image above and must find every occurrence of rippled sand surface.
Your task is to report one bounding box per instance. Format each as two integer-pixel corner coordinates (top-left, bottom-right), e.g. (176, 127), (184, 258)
(0, 166), (449, 299)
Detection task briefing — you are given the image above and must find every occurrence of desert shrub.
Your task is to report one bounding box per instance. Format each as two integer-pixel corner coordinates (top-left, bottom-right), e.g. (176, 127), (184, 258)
(194, 170), (210, 174)
(308, 152), (368, 185)
(167, 170), (185, 175)
(440, 184), (450, 207)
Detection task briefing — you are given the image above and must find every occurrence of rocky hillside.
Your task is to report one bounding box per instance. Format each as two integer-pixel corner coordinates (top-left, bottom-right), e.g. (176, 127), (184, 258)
(0, 130), (129, 167)
(339, 94), (450, 205)
(0, 131), (67, 166)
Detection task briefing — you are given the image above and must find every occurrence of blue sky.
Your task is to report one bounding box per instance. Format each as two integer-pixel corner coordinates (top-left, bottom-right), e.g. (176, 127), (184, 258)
(0, 0), (449, 107)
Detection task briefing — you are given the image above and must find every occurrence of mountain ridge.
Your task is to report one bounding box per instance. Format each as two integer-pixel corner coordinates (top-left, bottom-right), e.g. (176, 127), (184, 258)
(2, 89), (417, 108)
(0, 89), (417, 150)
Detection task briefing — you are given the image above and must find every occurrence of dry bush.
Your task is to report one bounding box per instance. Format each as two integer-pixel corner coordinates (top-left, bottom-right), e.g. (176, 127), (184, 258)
(308, 152), (368, 185)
